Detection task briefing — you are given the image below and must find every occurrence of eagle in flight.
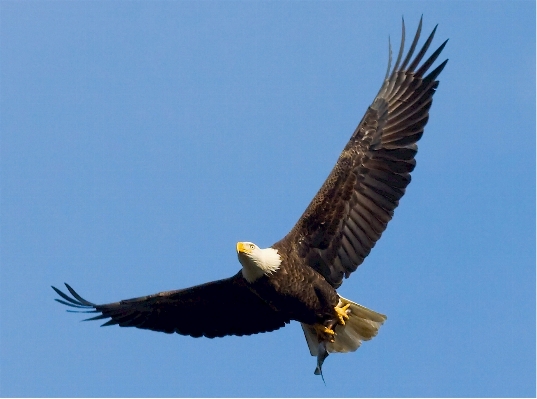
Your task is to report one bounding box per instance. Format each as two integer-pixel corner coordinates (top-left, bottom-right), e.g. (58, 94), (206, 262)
(53, 17), (447, 376)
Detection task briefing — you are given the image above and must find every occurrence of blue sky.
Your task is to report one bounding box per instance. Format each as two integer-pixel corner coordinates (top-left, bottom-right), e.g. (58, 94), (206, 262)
(1, 1), (535, 397)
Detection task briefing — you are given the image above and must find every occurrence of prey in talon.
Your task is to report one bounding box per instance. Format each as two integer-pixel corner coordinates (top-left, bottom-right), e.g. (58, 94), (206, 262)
(314, 341), (330, 382)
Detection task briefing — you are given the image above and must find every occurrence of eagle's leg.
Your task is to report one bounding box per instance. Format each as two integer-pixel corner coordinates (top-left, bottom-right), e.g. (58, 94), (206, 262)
(334, 302), (351, 325)
(313, 323), (335, 343)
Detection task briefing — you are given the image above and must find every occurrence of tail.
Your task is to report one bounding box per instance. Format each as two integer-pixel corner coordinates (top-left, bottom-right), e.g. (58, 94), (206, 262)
(302, 295), (387, 356)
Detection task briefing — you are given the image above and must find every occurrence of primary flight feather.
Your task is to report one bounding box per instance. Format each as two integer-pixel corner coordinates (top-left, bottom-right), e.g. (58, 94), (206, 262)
(53, 17), (448, 376)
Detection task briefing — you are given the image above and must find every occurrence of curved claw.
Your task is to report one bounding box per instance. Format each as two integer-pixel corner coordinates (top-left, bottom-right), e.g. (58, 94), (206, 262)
(314, 323), (335, 343)
(335, 303), (351, 325)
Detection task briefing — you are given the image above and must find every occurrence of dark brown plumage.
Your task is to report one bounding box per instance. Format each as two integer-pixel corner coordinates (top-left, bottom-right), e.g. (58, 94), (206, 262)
(54, 274), (290, 338)
(284, 20), (447, 288)
(53, 18), (447, 369)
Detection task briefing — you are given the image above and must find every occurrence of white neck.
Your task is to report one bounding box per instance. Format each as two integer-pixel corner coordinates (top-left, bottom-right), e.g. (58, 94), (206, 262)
(240, 247), (282, 283)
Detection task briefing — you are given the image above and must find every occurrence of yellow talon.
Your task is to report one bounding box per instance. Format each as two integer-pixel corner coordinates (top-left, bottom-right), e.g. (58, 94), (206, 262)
(335, 303), (351, 325)
(313, 323), (335, 342)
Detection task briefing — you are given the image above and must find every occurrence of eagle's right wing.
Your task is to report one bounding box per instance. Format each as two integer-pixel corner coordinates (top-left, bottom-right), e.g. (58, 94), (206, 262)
(53, 272), (290, 338)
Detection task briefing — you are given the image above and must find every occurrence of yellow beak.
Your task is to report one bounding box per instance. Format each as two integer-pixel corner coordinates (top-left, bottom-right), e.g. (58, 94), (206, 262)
(236, 242), (251, 254)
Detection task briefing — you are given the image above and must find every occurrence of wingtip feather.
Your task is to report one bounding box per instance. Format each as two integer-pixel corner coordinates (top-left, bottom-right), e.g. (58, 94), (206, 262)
(64, 283), (95, 306)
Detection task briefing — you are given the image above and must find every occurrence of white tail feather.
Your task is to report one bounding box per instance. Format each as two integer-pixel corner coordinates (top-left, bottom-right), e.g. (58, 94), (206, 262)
(302, 295), (387, 356)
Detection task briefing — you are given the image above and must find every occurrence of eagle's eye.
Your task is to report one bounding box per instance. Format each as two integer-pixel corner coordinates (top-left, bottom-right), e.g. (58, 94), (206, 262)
(250, 244), (255, 250)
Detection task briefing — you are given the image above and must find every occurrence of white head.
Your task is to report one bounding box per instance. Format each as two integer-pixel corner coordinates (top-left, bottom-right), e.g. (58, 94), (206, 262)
(236, 241), (282, 283)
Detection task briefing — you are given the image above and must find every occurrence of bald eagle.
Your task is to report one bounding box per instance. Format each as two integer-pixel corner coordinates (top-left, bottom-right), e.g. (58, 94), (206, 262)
(53, 18), (447, 376)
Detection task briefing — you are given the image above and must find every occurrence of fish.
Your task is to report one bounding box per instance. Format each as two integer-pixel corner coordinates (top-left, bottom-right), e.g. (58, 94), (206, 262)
(314, 340), (329, 382)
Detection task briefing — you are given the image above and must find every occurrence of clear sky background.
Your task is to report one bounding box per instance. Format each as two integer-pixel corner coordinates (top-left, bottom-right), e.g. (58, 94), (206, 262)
(1, 1), (535, 397)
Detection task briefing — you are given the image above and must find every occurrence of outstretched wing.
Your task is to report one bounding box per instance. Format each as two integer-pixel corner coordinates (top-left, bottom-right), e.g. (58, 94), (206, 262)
(53, 272), (290, 338)
(282, 18), (448, 288)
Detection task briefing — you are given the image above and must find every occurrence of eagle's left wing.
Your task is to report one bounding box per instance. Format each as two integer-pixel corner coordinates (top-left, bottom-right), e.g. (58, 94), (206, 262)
(53, 272), (290, 338)
(280, 18), (448, 288)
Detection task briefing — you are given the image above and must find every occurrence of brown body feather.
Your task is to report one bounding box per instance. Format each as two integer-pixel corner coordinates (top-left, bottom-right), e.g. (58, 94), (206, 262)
(251, 239), (339, 326)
